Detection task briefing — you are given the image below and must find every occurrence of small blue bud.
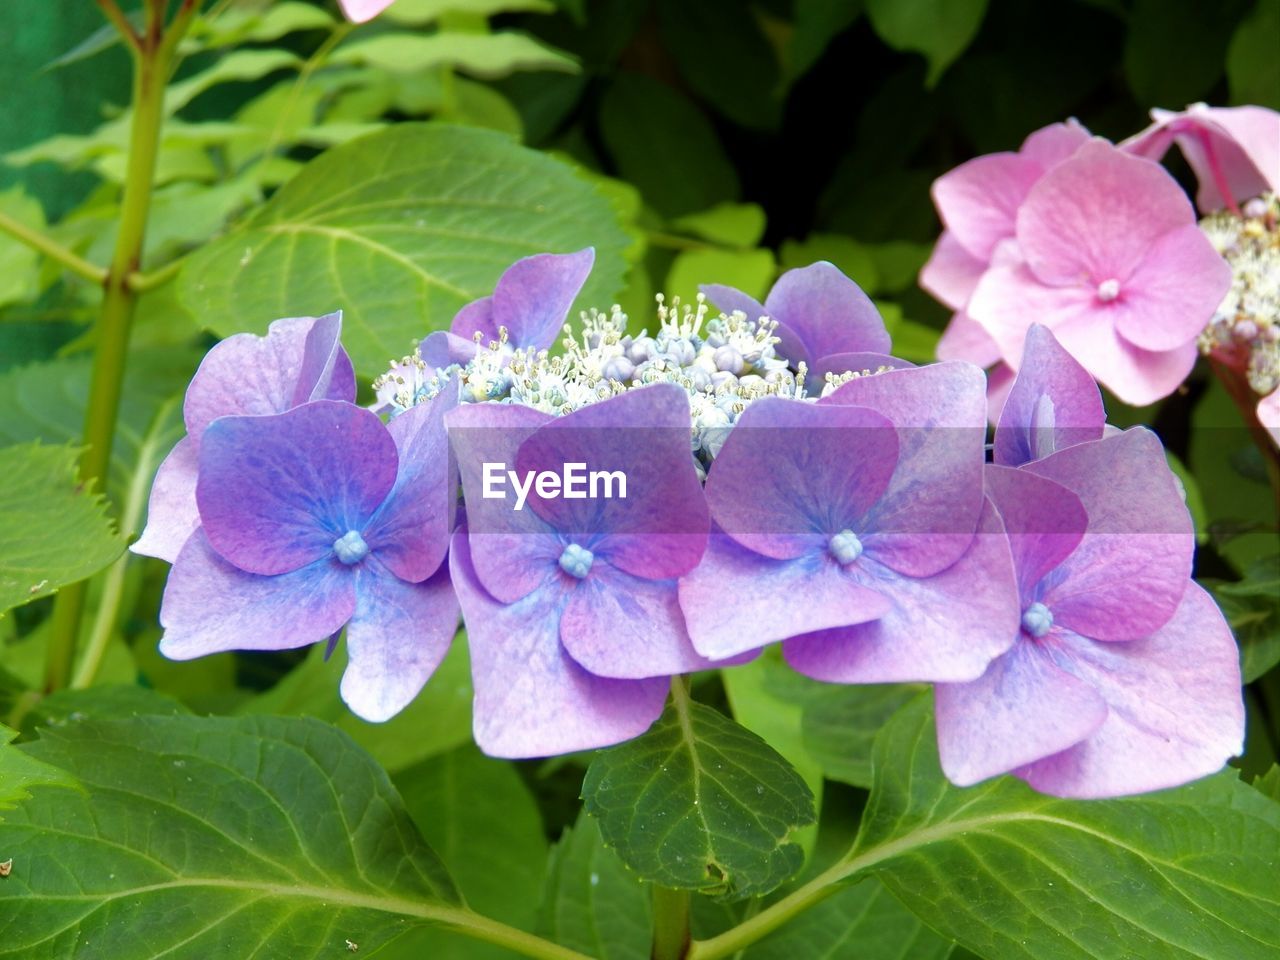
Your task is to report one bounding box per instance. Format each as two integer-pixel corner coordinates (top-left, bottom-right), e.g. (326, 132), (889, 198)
(629, 336), (657, 364)
(559, 543), (594, 579)
(602, 355), (636, 382)
(713, 345), (744, 375)
(829, 529), (863, 565)
(333, 529), (370, 565)
(1021, 601), (1053, 638)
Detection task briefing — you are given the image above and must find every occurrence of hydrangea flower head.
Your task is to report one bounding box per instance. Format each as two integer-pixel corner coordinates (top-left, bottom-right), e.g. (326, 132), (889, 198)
(935, 432), (1244, 797)
(447, 384), (713, 757)
(159, 388), (459, 722)
(1124, 104), (1280, 214)
(701, 262), (893, 383)
(966, 139), (1233, 406)
(133, 313), (354, 563)
(994, 324), (1105, 466)
(680, 361), (1020, 682)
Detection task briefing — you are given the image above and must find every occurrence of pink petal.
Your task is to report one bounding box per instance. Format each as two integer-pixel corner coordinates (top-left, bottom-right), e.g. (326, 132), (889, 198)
(783, 501), (1019, 683)
(340, 563), (458, 723)
(159, 531), (355, 659)
(994, 323), (1105, 465)
(1016, 583), (1245, 798)
(1110, 225), (1232, 352)
(1259, 390), (1280, 447)
(984, 465), (1087, 602)
(966, 261), (1100, 372)
(1025, 429), (1193, 641)
(561, 566), (714, 678)
(678, 534), (892, 661)
(1017, 140), (1195, 289)
(131, 437), (199, 563)
(935, 639), (1107, 787)
(450, 530), (667, 758)
(1018, 119), (1091, 168)
(1052, 314), (1199, 407)
(337, 0), (396, 23)
(821, 362), (988, 576)
(932, 152), (1043, 261)
(936, 310), (1002, 366)
(920, 232), (988, 311)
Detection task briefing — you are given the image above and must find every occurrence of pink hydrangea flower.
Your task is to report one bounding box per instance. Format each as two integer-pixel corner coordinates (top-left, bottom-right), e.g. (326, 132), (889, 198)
(965, 140), (1232, 406)
(338, 0), (396, 23)
(1124, 104), (1280, 214)
(935, 431), (1244, 797)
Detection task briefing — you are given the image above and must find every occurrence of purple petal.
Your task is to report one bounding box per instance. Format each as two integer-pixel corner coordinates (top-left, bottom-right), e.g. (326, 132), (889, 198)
(984, 465), (1087, 603)
(561, 565), (713, 678)
(704, 397), (898, 560)
(131, 437), (199, 563)
(184, 313), (353, 439)
(761, 262), (891, 366)
(935, 639), (1107, 787)
(492, 249), (595, 351)
(995, 324), (1104, 466)
(421, 328), (484, 369)
(700, 284), (768, 323)
(515, 384), (709, 581)
(1016, 583), (1244, 798)
(449, 296), (498, 346)
(364, 381), (459, 582)
(1024, 429), (1193, 641)
(822, 361), (987, 576)
(678, 533), (892, 660)
(340, 562), (459, 722)
(784, 500), (1018, 682)
(446, 399), (558, 603)
(197, 401), (399, 576)
(450, 529), (667, 758)
(159, 530), (355, 659)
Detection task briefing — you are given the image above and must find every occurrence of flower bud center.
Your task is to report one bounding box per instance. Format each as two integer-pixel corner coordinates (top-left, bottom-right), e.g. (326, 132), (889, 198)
(559, 543), (594, 579)
(829, 529), (864, 566)
(1021, 601), (1054, 638)
(1096, 278), (1121, 302)
(333, 530), (370, 565)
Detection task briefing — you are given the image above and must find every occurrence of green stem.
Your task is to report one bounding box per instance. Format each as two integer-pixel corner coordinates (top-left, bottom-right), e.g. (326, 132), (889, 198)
(652, 886), (692, 960)
(433, 907), (596, 960)
(0, 209), (106, 285)
(44, 1), (200, 692)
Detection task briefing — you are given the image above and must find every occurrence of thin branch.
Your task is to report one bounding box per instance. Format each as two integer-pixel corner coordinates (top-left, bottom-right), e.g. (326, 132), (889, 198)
(0, 208), (107, 285)
(93, 0), (142, 54)
(127, 255), (185, 293)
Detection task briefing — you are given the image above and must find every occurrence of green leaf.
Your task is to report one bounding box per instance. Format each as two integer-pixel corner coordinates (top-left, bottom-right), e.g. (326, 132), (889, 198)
(0, 443), (123, 615)
(849, 695), (1280, 960)
(1207, 556), (1280, 682)
(581, 686), (817, 901)
(1124, 0), (1250, 107)
(801, 684), (919, 788)
(385, 0), (557, 24)
(599, 73), (740, 219)
(164, 48), (302, 115)
(671, 203), (767, 249)
(788, 0), (864, 86)
(0, 188), (46, 307)
(0, 713), (460, 958)
(331, 32), (579, 79)
(239, 634), (473, 774)
(865, 0), (988, 85)
(385, 744), (549, 959)
(0, 723), (78, 819)
(665, 248), (776, 307)
(743, 877), (952, 960)
(185, 2), (335, 50)
(1256, 765), (1280, 803)
(0, 349), (197, 506)
(178, 123), (631, 377)
(1228, 0), (1280, 108)
(654, 0), (783, 131)
(539, 812), (650, 960)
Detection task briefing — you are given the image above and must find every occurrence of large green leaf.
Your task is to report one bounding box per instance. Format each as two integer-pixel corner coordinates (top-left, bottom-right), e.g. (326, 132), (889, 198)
(0, 723), (78, 819)
(238, 632), (473, 774)
(743, 878), (953, 960)
(331, 32), (579, 79)
(1207, 556), (1280, 682)
(178, 123), (631, 377)
(539, 812), (650, 960)
(0, 443), (123, 614)
(801, 684), (919, 788)
(0, 713), (461, 959)
(848, 696), (1280, 960)
(581, 686), (816, 901)
(865, 0), (988, 85)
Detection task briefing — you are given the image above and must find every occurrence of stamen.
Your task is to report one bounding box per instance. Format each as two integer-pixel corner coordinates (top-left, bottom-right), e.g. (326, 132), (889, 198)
(559, 543), (594, 579)
(1021, 601), (1053, 638)
(829, 529), (863, 565)
(333, 530), (370, 565)
(1096, 278), (1121, 302)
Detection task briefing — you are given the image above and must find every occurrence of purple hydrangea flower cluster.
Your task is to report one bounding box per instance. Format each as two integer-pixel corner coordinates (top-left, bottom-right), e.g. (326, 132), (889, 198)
(136, 250), (1244, 798)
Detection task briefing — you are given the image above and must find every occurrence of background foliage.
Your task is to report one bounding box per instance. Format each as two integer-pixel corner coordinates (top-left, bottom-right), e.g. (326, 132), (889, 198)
(1, 1), (1277, 958)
